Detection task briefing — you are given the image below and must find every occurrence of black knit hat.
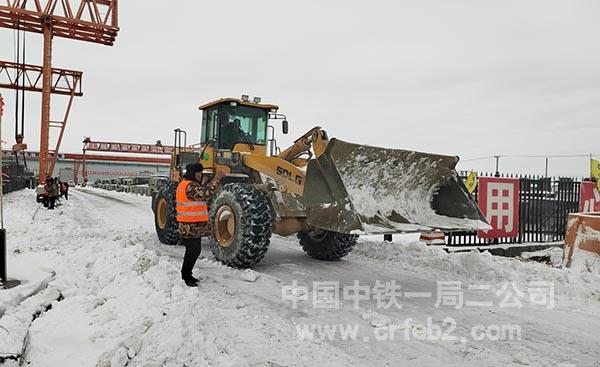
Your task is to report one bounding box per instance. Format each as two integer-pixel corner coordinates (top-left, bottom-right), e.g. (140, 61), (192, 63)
(183, 163), (204, 180)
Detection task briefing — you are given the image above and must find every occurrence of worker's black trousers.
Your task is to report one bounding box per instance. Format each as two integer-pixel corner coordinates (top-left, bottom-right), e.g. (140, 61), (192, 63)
(181, 238), (202, 278)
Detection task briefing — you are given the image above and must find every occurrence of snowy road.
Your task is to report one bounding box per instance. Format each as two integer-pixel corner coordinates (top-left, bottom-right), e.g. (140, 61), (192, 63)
(2, 188), (600, 366)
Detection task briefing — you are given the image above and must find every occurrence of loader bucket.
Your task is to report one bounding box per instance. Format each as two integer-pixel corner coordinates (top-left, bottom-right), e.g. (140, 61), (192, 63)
(303, 138), (489, 234)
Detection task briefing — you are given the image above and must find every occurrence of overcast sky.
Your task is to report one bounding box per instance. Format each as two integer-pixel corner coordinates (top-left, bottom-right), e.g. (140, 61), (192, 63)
(1, 0), (599, 177)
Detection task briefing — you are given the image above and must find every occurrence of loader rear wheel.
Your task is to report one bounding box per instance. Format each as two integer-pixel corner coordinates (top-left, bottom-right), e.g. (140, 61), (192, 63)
(209, 183), (272, 268)
(298, 229), (358, 260)
(154, 181), (180, 246)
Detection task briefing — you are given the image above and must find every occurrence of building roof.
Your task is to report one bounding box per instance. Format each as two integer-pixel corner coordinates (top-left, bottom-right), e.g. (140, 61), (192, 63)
(198, 97), (279, 111)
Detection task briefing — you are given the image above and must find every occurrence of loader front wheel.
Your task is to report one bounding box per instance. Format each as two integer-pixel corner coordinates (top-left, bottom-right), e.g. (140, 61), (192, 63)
(298, 229), (358, 260)
(209, 183), (272, 268)
(154, 181), (180, 246)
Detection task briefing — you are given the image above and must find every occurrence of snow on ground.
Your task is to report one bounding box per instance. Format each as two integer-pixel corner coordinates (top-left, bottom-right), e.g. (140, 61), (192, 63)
(1, 187), (600, 366)
(569, 250), (600, 275)
(352, 241), (600, 311)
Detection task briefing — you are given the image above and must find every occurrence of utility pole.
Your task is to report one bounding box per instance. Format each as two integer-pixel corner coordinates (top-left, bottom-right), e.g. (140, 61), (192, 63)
(494, 155), (500, 177)
(0, 93), (19, 288)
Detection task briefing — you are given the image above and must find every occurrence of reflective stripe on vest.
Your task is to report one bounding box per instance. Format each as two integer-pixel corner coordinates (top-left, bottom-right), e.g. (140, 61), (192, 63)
(176, 180), (209, 223)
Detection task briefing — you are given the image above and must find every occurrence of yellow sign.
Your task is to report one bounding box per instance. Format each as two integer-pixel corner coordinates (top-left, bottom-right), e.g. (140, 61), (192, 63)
(464, 171), (478, 194)
(591, 158), (600, 191)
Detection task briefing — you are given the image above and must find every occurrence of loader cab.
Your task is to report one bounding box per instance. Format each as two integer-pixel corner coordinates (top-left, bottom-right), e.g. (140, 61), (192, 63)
(199, 97), (279, 153)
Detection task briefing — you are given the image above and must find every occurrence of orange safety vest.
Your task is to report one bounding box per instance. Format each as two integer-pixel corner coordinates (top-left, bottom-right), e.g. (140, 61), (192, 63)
(176, 180), (209, 223)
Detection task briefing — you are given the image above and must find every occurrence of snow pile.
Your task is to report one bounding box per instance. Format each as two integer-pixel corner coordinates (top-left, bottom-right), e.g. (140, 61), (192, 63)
(361, 309), (392, 328)
(353, 240), (600, 307)
(569, 250), (600, 274)
(12, 227), (248, 366)
(0, 286), (61, 363)
(0, 272), (55, 316)
(239, 269), (260, 282)
(520, 247), (564, 267)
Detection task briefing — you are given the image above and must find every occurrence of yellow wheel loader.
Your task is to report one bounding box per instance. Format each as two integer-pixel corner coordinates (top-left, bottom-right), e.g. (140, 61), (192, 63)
(152, 96), (488, 268)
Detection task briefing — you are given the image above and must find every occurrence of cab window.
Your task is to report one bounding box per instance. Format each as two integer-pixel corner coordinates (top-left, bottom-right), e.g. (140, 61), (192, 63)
(219, 105), (268, 149)
(201, 107), (219, 143)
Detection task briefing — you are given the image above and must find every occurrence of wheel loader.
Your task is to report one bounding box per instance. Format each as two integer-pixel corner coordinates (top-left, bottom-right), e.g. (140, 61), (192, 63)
(152, 96), (489, 268)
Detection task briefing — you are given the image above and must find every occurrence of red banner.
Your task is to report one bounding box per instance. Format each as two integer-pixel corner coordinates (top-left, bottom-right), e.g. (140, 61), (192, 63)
(0, 95), (4, 117)
(477, 177), (520, 238)
(579, 181), (600, 212)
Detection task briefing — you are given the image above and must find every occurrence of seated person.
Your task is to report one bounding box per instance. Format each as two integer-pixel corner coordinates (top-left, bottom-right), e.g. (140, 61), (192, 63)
(219, 118), (242, 150)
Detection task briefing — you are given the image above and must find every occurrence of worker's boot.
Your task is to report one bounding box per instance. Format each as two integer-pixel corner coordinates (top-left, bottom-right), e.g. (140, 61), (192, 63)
(182, 274), (198, 287)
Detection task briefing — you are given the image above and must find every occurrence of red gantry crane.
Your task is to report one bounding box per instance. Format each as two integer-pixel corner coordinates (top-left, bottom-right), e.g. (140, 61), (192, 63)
(78, 137), (174, 184)
(0, 0), (119, 184)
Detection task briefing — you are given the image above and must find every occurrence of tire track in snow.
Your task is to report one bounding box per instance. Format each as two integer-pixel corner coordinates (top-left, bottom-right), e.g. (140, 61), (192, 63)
(71, 190), (404, 364)
(72, 193), (486, 366)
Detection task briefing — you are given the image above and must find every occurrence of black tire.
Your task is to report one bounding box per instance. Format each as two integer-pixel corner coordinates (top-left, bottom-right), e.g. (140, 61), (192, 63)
(154, 181), (180, 246)
(209, 183), (272, 268)
(298, 229), (358, 260)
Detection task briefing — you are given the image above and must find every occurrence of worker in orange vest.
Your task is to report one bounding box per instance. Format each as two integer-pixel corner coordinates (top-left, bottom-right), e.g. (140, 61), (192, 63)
(176, 163), (223, 286)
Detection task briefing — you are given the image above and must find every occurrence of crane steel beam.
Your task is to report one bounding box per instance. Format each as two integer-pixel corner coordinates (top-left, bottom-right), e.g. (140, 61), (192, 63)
(1, 150), (169, 165)
(65, 153), (170, 164)
(82, 138), (176, 155)
(0, 60), (83, 96)
(70, 153), (169, 185)
(81, 138), (175, 184)
(0, 0), (119, 45)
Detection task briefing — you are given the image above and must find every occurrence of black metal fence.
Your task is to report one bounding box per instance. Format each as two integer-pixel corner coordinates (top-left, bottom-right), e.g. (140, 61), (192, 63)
(447, 173), (580, 246)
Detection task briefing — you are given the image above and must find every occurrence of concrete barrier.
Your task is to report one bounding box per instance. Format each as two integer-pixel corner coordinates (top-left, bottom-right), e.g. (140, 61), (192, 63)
(93, 183), (154, 197)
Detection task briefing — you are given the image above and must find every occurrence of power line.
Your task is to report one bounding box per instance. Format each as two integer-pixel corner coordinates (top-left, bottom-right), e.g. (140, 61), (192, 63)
(462, 153), (600, 162)
(500, 154), (598, 158)
(460, 156), (494, 162)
